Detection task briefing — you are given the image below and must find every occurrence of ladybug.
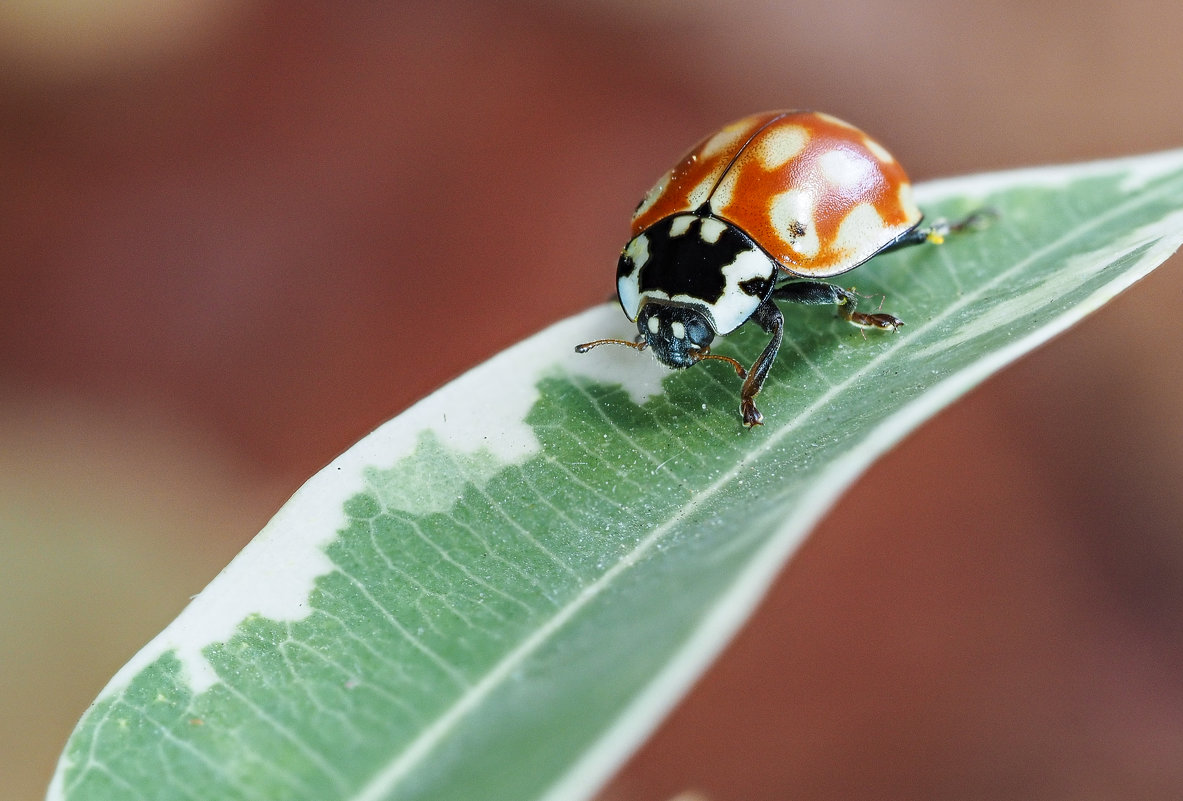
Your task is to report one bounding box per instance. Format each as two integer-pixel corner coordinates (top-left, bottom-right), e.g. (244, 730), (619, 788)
(577, 110), (988, 427)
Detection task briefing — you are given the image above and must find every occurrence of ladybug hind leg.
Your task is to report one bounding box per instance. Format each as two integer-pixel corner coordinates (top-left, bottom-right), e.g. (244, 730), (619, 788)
(880, 208), (997, 253)
(772, 280), (903, 332)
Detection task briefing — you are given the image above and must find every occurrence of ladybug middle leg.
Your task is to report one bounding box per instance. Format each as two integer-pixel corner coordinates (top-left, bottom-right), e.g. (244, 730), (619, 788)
(772, 280), (903, 332)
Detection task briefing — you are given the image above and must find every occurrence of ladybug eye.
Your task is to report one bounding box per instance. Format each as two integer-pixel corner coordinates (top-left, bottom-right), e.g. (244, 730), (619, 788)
(683, 316), (711, 346)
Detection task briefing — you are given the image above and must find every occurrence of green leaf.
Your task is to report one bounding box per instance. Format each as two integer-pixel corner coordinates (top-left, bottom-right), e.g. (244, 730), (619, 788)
(49, 150), (1183, 801)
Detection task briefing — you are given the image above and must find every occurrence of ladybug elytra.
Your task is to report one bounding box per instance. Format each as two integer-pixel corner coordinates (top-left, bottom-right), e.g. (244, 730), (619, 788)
(577, 110), (989, 427)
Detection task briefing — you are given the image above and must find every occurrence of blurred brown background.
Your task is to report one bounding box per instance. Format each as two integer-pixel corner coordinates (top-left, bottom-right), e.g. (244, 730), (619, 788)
(3, 1), (1182, 799)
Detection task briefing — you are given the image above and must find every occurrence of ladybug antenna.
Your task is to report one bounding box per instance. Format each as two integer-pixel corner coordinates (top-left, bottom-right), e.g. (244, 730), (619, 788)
(574, 337), (647, 354)
(694, 350), (747, 379)
(575, 339), (746, 379)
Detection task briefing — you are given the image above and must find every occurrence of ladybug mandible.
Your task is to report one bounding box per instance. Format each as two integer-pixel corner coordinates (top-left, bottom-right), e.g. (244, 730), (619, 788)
(577, 110), (988, 427)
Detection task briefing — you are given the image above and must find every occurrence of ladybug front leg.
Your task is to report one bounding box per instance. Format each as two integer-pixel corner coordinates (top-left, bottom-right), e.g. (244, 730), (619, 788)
(773, 280), (903, 332)
(739, 300), (784, 428)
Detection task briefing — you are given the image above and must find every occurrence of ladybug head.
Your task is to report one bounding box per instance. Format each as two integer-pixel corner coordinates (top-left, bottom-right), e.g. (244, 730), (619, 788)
(575, 300), (746, 380)
(636, 302), (715, 369)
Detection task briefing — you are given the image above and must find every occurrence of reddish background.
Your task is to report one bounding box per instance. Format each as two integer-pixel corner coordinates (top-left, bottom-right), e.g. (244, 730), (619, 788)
(2, 2), (1182, 799)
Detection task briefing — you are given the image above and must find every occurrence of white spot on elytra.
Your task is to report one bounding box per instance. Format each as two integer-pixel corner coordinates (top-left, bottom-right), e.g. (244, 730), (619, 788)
(698, 217), (727, 243)
(701, 121), (750, 158)
(896, 181), (921, 221)
(758, 124), (809, 170)
(817, 149), (873, 192)
(862, 136), (895, 164)
(676, 173), (715, 212)
(648, 315), (660, 334)
(710, 170), (738, 214)
(832, 203), (889, 262)
(814, 111), (858, 130)
(634, 171), (671, 220)
(769, 189), (820, 258)
(671, 321), (686, 339)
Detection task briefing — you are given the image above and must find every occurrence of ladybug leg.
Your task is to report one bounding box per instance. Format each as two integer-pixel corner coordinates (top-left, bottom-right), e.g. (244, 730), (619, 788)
(879, 209), (997, 253)
(738, 300), (784, 428)
(773, 280), (903, 332)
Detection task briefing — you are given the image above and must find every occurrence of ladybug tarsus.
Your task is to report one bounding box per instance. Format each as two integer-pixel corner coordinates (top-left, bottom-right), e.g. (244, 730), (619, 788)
(838, 298), (904, 332)
(848, 312), (904, 331)
(741, 399), (764, 428)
